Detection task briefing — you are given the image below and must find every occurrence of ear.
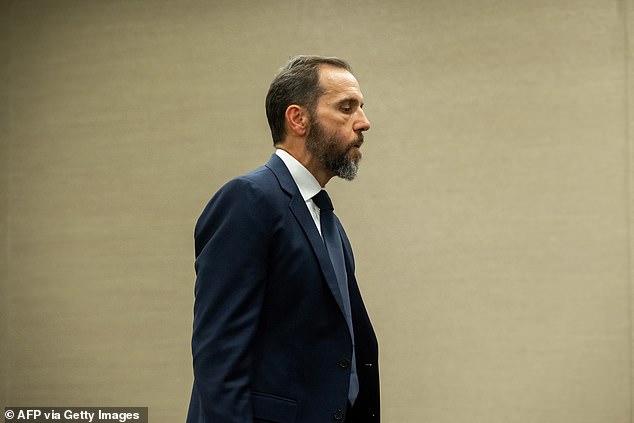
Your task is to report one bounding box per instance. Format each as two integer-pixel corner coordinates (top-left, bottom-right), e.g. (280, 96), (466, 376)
(285, 105), (309, 137)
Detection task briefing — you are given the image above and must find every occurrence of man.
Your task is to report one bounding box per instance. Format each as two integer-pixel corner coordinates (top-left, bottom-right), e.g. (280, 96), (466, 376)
(187, 55), (379, 423)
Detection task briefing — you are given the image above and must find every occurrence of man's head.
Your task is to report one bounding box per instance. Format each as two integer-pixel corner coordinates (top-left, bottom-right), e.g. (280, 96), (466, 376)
(266, 55), (371, 183)
(266, 55), (352, 145)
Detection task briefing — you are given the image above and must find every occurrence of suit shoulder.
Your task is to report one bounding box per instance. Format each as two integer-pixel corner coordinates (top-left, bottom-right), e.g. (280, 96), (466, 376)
(214, 165), (279, 202)
(194, 165), (281, 244)
(235, 164), (279, 191)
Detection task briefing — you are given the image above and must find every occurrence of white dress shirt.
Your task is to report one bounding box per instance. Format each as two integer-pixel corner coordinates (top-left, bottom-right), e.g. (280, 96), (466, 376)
(275, 149), (323, 235)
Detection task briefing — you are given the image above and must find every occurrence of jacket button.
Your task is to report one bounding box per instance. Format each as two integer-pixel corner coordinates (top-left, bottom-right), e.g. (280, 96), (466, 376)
(338, 358), (350, 369)
(333, 409), (345, 421)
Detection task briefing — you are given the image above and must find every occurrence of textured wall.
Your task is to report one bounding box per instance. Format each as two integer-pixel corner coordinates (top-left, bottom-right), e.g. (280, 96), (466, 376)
(1, 1), (632, 422)
(1, 0), (10, 410)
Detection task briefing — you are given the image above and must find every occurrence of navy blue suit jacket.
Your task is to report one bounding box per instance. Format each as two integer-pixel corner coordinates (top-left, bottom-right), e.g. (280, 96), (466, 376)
(187, 154), (379, 423)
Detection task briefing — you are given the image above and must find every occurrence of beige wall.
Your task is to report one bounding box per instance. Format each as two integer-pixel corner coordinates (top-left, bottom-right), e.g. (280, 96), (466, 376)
(1, 1), (632, 422)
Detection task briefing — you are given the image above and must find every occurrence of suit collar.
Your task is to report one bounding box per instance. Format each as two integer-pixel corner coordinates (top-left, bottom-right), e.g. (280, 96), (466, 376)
(274, 149), (321, 201)
(265, 153), (300, 197)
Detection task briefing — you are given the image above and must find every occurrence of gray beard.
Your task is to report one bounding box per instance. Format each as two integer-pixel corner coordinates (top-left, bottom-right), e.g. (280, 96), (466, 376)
(306, 120), (361, 181)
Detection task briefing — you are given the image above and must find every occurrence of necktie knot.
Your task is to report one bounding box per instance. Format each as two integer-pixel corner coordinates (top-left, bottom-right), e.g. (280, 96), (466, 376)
(312, 190), (334, 211)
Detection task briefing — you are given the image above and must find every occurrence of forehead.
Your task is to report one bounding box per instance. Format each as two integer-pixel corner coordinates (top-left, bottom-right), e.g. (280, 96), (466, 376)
(317, 65), (364, 103)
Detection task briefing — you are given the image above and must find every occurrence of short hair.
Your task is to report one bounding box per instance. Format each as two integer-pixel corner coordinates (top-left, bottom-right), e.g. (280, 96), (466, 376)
(265, 55), (353, 145)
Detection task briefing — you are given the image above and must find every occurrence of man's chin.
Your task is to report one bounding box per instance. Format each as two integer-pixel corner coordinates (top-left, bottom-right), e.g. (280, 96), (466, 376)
(336, 158), (359, 181)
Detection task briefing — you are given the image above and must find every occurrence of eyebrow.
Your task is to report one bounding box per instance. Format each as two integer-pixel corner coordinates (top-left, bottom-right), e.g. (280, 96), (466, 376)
(337, 97), (364, 108)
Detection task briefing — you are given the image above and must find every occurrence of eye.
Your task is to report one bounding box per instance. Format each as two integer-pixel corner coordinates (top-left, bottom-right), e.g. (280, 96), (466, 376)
(339, 103), (354, 113)
(338, 99), (360, 114)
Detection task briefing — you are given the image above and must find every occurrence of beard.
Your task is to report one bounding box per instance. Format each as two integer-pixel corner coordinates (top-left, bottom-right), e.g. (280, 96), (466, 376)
(305, 118), (362, 181)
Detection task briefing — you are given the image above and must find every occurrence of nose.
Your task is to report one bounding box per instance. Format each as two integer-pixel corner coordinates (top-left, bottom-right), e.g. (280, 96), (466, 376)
(354, 108), (371, 132)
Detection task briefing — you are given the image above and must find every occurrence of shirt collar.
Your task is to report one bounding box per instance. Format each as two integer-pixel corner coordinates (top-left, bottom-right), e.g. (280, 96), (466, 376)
(275, 149), (322, 201)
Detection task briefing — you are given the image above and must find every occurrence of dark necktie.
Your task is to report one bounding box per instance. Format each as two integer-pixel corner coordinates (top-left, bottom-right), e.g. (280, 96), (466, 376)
(312, 189), (359, 404)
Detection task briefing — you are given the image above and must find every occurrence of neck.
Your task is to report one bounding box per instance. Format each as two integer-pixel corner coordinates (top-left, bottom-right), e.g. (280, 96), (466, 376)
(276, 141), (333, 187)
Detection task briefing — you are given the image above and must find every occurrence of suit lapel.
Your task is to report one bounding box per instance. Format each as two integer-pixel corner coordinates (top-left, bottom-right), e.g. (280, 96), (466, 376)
(337, 217), (378, 353)
(336, 217), (355, 277)
(265, 155), (346, 313)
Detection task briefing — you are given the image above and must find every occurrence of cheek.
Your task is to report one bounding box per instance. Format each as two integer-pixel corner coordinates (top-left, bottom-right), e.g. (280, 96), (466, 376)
(332, 122), (353, 137)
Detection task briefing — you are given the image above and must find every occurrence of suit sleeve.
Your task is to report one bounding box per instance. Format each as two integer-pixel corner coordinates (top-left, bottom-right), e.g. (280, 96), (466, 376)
(190, 177), (274, 422)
